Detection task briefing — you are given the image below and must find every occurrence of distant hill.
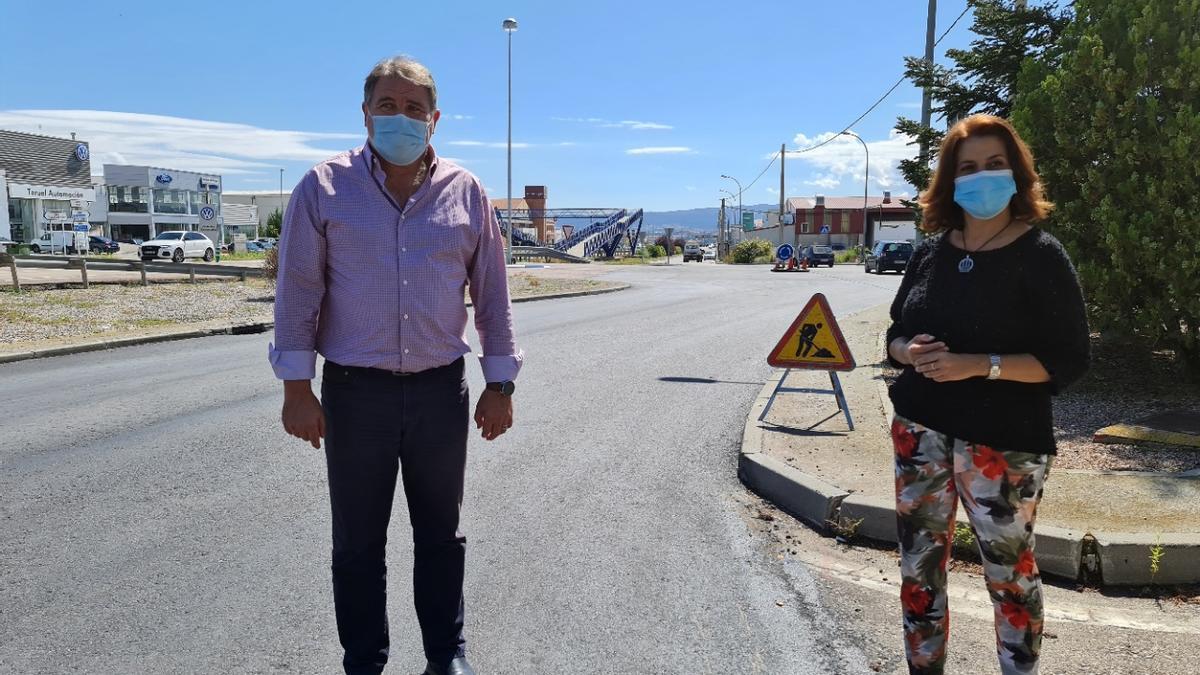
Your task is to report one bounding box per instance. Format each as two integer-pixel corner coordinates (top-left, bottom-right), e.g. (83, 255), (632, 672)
(641, 203), (777, 232)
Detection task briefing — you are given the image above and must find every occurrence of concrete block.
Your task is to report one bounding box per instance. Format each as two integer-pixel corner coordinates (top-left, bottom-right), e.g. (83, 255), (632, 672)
(739, 453), (849, 529)
(1034, 524), (1083, 582)
(1095, 531), (1200, 586)
(838, 493), (898, 544)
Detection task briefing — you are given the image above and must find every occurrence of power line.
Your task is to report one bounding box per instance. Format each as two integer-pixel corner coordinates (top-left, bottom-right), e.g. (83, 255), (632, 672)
(787, 5), (972, 157)
(725, 5), (971, 201)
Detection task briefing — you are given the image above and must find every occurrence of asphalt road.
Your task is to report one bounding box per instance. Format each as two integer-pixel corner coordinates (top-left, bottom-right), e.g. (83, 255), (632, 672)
(4, 263), (1196, 674)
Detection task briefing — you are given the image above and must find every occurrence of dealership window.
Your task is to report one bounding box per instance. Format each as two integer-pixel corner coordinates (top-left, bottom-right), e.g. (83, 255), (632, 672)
(109, 186), (149, 213)
(153, 188), (189, 215)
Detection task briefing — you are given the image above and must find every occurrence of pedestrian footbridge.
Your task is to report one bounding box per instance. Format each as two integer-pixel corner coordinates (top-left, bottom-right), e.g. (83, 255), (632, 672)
(495, 207), (644, 260)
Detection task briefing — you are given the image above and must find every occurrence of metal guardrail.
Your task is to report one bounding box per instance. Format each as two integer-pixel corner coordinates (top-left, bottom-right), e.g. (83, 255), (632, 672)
(510, 246), (591, 264)
(0, 253), (263, 290)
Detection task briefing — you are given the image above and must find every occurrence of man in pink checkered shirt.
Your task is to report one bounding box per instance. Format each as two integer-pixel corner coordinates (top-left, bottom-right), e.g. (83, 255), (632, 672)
(270, 56), (522, 675)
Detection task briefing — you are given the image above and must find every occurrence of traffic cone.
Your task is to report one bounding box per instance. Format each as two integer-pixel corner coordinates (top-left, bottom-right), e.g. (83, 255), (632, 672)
(800, 257), (808, 272)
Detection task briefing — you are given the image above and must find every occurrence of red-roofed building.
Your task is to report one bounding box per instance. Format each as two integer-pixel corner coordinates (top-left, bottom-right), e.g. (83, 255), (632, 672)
(780, 192), (917, 249)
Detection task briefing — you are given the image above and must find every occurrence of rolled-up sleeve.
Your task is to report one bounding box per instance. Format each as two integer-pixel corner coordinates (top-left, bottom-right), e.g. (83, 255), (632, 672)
(466, 181), (523, 382)
(1029, 243), (1090, 394)
(268, 171), (325, 381)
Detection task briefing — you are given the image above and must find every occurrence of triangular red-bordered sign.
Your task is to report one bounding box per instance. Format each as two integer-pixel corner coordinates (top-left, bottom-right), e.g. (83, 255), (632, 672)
(767, 293), (855, 371)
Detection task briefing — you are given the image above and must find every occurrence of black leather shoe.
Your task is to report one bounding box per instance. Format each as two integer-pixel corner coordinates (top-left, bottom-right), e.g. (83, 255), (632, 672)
(423, 657), (476, 675)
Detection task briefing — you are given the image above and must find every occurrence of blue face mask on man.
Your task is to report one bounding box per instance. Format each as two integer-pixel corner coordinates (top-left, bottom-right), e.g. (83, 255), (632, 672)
(953, 169), (1017, 220)
(370, 114), (430, 166)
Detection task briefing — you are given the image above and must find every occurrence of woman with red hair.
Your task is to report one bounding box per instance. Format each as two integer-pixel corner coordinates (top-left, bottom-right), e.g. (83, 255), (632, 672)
(885, 114), (1090, 674)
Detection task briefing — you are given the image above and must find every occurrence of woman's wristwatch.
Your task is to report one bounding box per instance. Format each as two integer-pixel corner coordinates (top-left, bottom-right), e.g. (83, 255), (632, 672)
(986, 354), (1002, 380)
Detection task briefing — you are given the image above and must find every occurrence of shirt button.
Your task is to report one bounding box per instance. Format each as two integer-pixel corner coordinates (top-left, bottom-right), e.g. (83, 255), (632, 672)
(403, 280), (408, 285)
(404, 349), (410, 354)
(402, 247), (407, 252)
(403, 314), (409, 320)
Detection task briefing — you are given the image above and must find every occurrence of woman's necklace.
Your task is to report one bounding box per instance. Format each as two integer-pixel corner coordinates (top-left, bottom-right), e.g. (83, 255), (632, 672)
(957, 219), (1013, 273)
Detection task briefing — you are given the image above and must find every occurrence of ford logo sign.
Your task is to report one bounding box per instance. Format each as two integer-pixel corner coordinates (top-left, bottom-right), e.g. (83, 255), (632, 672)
(155, 173), (173, 185)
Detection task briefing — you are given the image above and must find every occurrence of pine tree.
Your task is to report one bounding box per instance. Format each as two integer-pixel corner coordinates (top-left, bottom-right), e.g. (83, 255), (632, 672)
(894, 0), (1071, 219)
(1013, 0), (1200, 371)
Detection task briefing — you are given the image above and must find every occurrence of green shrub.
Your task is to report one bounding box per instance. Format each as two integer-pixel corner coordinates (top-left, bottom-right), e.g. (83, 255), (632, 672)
(835, 250), (859, 264)
(262, 247), (279, 283)
(731, 239), (773, 264)
(644, 244), (666, 258)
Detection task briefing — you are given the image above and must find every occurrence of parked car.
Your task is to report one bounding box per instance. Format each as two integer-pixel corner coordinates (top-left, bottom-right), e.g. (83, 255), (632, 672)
(702, 247), (716, 261)
(244, 240), (267, 253)
(88, 235), (121, 254)
(801, 245), (835, 267)
(682, 241), (703, 262)
(255, 237), (278, 248)
(140, 231), (215, 263)
(865, 240), (914, 274)
(29, 231), (79, 254)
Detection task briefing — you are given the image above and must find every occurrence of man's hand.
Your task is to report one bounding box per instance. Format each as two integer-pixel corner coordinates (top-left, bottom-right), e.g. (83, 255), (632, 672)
(474, 390), (514, 441)
(282, 380), (325, 449)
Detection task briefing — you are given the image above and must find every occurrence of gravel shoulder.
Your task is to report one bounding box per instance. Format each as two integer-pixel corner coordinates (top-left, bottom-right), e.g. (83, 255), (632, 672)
(0, 270), (623, 354)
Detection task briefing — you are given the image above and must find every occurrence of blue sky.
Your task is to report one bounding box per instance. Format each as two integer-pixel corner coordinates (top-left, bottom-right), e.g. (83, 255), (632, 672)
(0, 0), (980, 211)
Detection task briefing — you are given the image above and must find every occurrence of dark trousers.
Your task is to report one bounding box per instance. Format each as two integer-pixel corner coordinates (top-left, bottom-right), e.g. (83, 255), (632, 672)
(321, 358), (469, 675)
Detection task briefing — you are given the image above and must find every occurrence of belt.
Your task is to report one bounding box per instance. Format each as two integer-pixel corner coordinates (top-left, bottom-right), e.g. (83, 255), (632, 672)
(324, 357), (464, 380)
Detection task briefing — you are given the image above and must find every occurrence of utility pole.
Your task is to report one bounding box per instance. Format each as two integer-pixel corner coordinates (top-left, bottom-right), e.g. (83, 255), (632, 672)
(779, 143), (786, 240)
(718, 198), (726, 260)
(917, 0), (937, 241)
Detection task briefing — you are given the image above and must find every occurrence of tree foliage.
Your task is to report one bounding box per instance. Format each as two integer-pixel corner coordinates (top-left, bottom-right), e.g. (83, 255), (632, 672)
(263, 209), (283, 239)
(894, 1), (1072, 218)
(1012, 0), (1200, 370)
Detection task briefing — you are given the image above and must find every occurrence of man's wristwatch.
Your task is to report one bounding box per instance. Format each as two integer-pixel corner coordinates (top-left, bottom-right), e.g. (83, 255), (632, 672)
(486, 381), (516, 396)
(986, 354), (1002, 380)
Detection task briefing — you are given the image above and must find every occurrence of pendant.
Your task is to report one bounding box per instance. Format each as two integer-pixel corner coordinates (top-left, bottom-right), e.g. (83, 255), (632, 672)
(958, 255), (975, 273)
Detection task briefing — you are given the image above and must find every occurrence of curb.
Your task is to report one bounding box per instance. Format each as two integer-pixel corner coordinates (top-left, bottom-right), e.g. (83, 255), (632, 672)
(1094, 423), (1200, 449)
(0, 321), (275, 365)
(0, 285), (631, 367)
(738, 318), (1200, 587)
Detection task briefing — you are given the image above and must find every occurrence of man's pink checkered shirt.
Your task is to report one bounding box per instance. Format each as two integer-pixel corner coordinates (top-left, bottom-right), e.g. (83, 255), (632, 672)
(268, 143), (522, 382)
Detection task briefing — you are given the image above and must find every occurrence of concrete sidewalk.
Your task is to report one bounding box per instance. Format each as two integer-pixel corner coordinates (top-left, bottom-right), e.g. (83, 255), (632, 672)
(739, 303), (1200, 586)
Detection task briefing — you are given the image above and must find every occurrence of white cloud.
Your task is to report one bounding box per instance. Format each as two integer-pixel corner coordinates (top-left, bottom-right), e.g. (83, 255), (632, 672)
(785, 129), (918, 192)
(897, 101), (923, 109)
(765, 187), (779, 195)
(0, 109), (359, 176)
(685, 185), (697, 192)
(625, 146), (692, 155)
(554, 116), (673, 130)
(446, 140), (532, 149)
(451, 114), (474, 120)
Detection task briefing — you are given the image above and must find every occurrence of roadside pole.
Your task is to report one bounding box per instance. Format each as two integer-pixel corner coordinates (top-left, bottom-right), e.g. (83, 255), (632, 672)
(665, 227), (673, 265)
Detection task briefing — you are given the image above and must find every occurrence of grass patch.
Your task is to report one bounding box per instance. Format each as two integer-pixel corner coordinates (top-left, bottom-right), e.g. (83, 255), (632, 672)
(221, 252), (267, 261)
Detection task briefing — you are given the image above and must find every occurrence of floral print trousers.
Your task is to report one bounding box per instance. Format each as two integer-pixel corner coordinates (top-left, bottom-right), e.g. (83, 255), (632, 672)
(892, 416), (1052, 675)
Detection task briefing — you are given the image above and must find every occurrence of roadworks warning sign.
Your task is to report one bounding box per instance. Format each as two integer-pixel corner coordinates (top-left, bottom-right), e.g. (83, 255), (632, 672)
(767, 293), (856, 371)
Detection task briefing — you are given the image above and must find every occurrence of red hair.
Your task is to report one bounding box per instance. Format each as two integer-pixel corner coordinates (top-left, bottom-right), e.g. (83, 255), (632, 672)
(919, 114), (1053, 232)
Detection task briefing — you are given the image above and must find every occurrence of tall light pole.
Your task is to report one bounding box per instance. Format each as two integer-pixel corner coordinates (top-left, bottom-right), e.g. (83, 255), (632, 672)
(720, 174), (743, 230)
(719, 188), (736, 248)
(840, 131), (868, 248)
(503, 17), (518, 265)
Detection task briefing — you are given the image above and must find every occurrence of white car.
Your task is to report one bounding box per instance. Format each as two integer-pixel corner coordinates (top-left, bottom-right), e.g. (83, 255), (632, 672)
(140, 231), (216, 263)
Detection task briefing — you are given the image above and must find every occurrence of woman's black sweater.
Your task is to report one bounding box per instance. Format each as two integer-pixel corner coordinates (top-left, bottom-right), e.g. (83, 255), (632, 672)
(885, 227), (1090, 454)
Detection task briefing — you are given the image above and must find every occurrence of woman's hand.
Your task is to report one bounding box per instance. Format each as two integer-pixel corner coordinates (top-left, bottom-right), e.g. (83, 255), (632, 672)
(894, 334), (947, 366)
(913, 350), (988, 382)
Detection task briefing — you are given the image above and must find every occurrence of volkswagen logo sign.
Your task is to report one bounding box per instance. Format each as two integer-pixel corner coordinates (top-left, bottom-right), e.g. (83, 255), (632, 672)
(155, 173), (173, 185)
(200, 206), (216, 221)
(74, 143), (90, 161)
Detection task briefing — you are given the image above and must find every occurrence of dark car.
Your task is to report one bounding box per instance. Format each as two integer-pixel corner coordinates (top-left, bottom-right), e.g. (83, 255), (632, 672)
(865, 240), (914, 274)
(89, 235), (121, 254)
(801, 245), (835, 268)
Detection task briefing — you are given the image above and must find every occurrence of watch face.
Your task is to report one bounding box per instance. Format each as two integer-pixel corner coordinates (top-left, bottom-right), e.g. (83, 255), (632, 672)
(501, 381), (516, 396)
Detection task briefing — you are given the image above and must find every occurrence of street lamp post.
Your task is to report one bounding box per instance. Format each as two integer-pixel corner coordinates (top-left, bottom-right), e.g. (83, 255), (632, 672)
(840, 131), (869, 248)
(503, 17), (518, 265)
(720, 174), (742, 259)
(719, 188), (736, 257)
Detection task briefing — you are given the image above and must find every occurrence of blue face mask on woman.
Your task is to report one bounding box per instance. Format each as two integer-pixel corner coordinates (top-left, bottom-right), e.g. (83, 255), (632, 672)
(953, 169), (1017, 220)
(370, 114), (430, 166)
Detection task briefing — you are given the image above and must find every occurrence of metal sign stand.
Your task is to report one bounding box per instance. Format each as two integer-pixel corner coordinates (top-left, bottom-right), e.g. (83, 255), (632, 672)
(758, 368), (854, 430)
